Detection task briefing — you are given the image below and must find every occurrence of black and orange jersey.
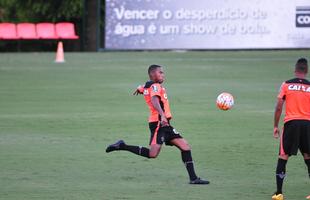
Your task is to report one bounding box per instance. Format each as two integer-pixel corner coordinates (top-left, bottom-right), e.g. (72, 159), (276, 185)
(138, 81), (172, 122)
(278, 78), (310, 123)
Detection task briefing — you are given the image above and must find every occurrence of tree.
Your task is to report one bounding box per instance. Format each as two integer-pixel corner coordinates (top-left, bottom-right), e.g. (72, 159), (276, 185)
(0, 0), (83, 23)
(84, 0), (99, 51)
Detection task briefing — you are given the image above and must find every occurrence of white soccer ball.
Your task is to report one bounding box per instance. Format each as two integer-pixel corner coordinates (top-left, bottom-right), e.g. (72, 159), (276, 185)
(216, 92), (234, 111)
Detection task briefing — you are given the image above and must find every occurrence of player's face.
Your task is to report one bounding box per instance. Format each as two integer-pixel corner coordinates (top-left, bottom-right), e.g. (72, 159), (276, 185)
(153, 67), (165, 83)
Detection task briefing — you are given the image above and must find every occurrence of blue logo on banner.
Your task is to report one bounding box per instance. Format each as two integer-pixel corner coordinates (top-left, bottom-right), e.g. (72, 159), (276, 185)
(296, 6), (310, 27)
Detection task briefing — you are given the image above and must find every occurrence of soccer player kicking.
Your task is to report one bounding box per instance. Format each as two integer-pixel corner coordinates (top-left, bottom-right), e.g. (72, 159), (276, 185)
(106, 64), (209, 184)
(272, 58), (310, 200)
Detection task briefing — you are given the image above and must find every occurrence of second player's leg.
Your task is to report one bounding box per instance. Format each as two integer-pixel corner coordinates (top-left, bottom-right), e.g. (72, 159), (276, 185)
(275, 155), (288, 196)
(303, 153), (310, 179)
(273, 123), (293, 198)
(304, 153), (310, 159)
(301, 121), (310, 179)
(274, 134), (289, 198)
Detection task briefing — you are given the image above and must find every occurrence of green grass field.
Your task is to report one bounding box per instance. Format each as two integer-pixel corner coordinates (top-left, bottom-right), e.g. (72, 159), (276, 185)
(0, 51), (309, 200)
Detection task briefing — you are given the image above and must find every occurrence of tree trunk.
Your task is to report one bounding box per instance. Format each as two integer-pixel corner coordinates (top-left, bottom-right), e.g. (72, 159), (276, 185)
(84, 0), (98, 51)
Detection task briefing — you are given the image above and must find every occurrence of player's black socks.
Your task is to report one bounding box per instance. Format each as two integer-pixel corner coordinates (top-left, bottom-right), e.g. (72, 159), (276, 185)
(121, 144), (150, 158)
(181, 150), (198, 181)
(305, 159), (310, 178)
(276, 158), (287, 194)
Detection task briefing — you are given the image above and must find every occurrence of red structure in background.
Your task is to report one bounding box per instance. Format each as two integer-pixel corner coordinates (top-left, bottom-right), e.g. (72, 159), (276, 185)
(0, 22), (79, 40)
(0, 23), (19, 39)
(55, 23), (79, 39)
(36, 23), (59, 39)
(17, 23), (38, 39)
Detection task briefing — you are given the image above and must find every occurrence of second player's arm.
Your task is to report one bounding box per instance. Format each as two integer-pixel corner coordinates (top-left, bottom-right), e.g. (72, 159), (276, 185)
(273, 98), (284, 138)
(151, 96), (169, 126)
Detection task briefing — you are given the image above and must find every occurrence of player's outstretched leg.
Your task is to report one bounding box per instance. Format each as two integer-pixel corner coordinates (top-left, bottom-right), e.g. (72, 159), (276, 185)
(106, 140), (150, 158)
(171, 138), (209, 185)
(106, 140), (125, 152)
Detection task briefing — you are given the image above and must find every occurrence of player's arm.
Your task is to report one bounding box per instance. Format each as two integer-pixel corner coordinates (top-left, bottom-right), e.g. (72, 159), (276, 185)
(133, 85), (144, 96)
(151, 96), (169, 126)
(273, 98), (284, 139)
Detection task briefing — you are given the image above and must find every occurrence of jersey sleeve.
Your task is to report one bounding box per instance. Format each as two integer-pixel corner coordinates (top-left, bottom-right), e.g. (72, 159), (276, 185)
(137, 85), (144, 93)
(149, 83), (162, 97)
(277, 82), (286, 99)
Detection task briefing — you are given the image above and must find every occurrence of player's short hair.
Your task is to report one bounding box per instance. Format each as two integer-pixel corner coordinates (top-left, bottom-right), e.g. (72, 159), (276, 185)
(148, 64), (162, 75)
(295, 58), (308, 73)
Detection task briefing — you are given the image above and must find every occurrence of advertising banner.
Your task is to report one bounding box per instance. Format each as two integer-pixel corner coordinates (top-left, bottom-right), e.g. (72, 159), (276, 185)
(105, 0), (310, 49)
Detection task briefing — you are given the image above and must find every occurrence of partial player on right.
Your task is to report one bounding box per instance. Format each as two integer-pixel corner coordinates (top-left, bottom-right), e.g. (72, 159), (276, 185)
(272, 58), (310, 200)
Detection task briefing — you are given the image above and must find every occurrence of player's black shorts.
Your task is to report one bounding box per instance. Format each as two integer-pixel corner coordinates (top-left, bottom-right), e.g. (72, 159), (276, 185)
(280, 120), (310, 156)
(149, 122), (183, 146)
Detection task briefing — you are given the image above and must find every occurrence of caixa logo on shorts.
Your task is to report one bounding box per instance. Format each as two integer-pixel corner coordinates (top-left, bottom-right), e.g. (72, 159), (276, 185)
(296, 6), (310, 27)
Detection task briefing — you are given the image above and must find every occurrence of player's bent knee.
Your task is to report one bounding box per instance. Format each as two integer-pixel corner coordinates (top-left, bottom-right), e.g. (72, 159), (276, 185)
(149, 155), (157, 159)
(149, 145), (161, 158)
(279, 154), (289, 160)
(180, 144), (191, 151)
(181, 140), (191, 151)
(149, 152), (159, 158)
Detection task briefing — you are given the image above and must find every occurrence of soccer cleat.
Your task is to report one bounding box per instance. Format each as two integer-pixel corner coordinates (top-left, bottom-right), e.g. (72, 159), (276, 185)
(306, 195), (310, 199)
(189, 177), (210, 185)
(106, 140), (125, 153)
(272, 193), (284, 200)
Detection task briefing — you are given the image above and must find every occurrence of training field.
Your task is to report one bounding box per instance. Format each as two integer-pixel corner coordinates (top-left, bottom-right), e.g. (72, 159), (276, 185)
(0, 51), (309, 200)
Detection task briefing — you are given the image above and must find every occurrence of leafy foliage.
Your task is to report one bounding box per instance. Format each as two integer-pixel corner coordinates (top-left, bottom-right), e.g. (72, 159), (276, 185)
(0, 0), (83, 22)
